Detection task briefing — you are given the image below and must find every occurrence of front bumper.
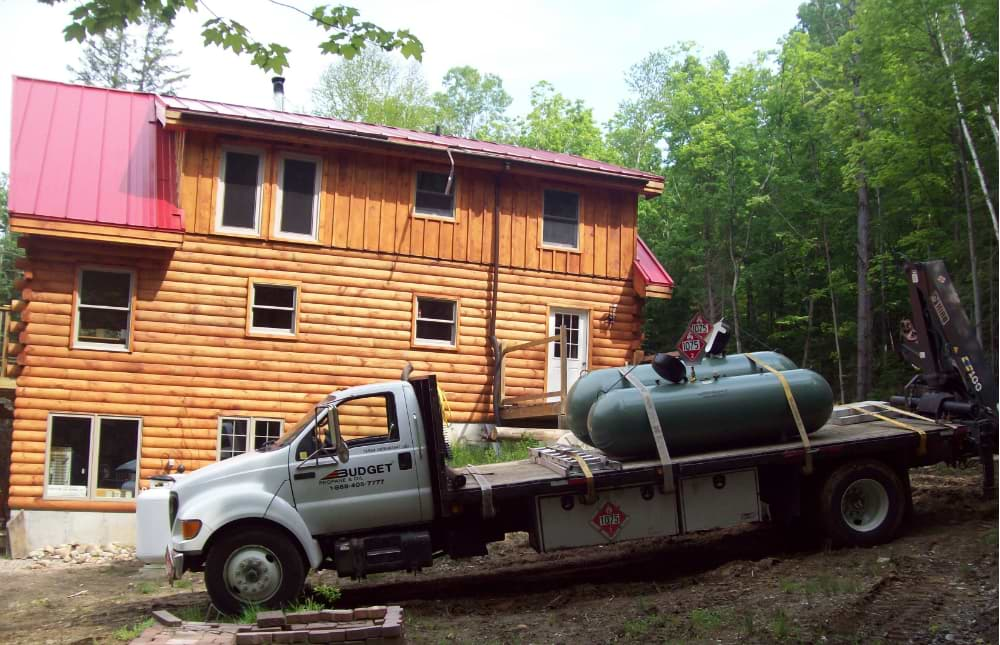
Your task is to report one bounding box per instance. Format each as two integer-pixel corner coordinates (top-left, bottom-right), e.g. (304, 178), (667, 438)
(165, 548), (184, 583)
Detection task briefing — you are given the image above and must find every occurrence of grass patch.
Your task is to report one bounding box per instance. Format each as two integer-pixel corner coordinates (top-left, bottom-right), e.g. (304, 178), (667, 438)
(113, 618), (154, 641)
(780, 574), (861, 597)
(173, 578), (194, 590)
(769, 609), (795, 640)
(137, 581), (158, 594)
(312, 583), (341, 606)
(689, 607), (726, 633)
(449, 437), (540, 467)
(286, 598), (325, 613)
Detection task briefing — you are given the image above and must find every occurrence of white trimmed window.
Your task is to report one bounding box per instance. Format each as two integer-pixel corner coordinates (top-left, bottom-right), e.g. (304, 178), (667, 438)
(542, 189), (580, 249)
(413, 296), (457, 347)
(74, 268), (134, 351)
(414, 170), (455, 219)
(45, 414), (141, 500)
(216, 147), (264, 234)
(274, 154), (321, 240)
(218, 417), (284, 460)
(248, 281), (298, 336)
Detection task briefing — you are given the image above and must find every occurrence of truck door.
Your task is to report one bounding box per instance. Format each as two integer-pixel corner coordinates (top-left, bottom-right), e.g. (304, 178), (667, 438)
(289, 390), (426, 536)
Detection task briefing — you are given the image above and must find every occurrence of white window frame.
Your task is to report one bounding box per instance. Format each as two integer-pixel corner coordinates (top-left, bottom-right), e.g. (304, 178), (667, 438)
(413, 295), (458, 348)
(541, 188), (581, 250)
(73, 266), (135, 352)
(217, 416), (284, 460)
(273, 152), (322, 241)
(413, 170), (456, 220)
(247, 280), (299, 337)
(215, 145), (265, 235)
(43, 413), (143, 501)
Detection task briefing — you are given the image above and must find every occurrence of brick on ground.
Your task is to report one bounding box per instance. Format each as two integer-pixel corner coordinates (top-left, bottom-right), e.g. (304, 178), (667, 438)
(256, 610), (287, 628)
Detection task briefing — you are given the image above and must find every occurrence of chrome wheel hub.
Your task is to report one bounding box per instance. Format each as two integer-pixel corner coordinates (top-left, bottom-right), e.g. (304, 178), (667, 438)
(841, 478), (890, 532)
(224, 545), (283, 602)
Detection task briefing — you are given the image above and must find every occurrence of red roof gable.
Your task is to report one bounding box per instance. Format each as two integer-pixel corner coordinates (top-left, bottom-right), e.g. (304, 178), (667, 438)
(633, 236), (674, 299)
(8, 77), (184, 233)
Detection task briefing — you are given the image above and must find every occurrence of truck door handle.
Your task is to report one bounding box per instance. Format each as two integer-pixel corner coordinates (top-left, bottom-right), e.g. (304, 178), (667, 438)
(398, 452), (413, 470)
(294, 472), (315, 480)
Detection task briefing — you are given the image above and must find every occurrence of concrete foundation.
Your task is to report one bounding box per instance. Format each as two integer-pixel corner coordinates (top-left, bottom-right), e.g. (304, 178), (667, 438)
(7, 509), (136, 558)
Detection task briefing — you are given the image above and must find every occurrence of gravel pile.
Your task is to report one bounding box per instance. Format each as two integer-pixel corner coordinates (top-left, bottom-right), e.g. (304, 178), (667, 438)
(26, 542), (136, 566)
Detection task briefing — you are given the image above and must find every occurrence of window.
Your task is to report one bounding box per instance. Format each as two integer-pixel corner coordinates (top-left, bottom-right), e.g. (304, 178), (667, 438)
(413, 295), (457, 347)
(75, 268), (134, 351)
(339, 394), (399, 447)
(248, 281), (298, 336)
(542, 189), (580, 249)
(45, 415), (141, 500)
(217, 148), (264, 233)
(414, 170), (455, 219)
(218, 417), (284, 460)
(274, 155), (321, 239)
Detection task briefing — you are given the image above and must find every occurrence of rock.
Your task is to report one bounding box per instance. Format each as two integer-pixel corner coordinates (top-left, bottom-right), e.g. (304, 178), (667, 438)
(42, 545), (54, 554)
(29, 550), (44, 559)
(85, 544), (101, 555)
(877, 556), (891, 564)
(53, 547), (72, 558)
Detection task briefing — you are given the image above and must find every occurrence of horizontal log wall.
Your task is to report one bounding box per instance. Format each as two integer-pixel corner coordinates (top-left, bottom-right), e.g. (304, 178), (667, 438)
(181, 133), (637, 281)
(10, 235), (641, 511)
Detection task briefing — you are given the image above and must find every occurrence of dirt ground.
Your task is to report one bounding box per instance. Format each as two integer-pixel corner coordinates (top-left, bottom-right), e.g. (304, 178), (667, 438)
(1, 462), (996, 645)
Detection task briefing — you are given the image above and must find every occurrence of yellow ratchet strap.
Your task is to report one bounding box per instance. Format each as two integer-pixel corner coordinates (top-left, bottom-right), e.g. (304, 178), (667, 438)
(848, 405), (927, 456)
(747, 354), (813, 474)
(620, 368), (675, 494)
(571, 453), (598, 504)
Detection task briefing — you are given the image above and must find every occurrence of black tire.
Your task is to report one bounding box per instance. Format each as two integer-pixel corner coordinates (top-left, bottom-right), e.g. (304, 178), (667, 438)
(205, 527), (306, 615)
(820, 459), (907, 547)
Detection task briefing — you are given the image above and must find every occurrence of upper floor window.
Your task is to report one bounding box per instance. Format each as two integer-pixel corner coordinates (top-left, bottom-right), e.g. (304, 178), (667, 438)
(75, 268), (134, 351)
(414, 170), (455, 219)
(542, 189), (580, 249)
(274, 154), (321, 240)
(247, 280), (298, 336)
(412, 295), (458, 348)
(217, 148), (264, 234)
(218, 416), (283, 460)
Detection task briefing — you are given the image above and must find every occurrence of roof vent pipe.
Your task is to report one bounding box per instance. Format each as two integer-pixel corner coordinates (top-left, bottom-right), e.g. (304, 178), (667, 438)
(271, 77), (285, 111)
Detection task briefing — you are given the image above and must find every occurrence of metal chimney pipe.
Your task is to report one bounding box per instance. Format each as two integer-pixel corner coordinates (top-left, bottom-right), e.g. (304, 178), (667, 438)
(271, 77), (285, 111)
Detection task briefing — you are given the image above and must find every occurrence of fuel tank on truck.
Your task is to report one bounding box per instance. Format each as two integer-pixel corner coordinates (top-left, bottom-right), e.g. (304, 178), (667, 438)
(565, 351), (799, 445)
(587, 368), (834, 460)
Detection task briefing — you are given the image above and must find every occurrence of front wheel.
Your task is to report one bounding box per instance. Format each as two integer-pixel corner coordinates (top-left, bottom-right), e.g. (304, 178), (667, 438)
(205, 528), (306, 615)
(820, 459), (907, 547)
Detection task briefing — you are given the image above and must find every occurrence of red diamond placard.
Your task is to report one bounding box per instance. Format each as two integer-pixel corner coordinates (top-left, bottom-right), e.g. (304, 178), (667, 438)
(677, 331), (707, 362)
(591, 501), (629, 541)
(687, 312), (712, 339)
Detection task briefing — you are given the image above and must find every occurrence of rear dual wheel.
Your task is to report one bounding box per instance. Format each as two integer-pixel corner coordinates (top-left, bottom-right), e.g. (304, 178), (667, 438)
(820, 459), (907, 547)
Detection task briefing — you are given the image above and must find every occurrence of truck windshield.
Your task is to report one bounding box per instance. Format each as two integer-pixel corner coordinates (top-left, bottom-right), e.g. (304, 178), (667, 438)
(268, 398), (333, 449)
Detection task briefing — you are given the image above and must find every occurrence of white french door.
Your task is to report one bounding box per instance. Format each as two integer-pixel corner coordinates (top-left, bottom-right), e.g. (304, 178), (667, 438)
(546, 308), (589, 396)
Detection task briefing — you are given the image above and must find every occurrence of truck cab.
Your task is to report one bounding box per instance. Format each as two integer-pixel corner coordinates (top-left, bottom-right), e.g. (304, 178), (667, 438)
(167, 378), (452, 614)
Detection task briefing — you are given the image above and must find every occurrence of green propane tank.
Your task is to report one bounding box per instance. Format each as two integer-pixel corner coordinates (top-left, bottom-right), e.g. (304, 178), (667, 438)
(565, 351), (798, 445)
(587, 368), (834, 459)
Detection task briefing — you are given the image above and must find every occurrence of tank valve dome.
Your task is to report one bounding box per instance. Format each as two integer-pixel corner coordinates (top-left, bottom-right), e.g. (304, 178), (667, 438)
(652, 353), (686, 383)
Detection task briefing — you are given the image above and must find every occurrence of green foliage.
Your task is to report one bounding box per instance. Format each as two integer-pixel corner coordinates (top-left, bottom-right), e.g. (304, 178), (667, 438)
(286, 598), (325, 613)
(433, 66), (513, 139)
(514, 82), (610, 159)
(136, 581), (158, 594)
(312, 48), (436, 130)
(113, 618), (154, 641)
(45, 0), (422, 74)
(448, 437), (539, 467)
(312, 583), (342, 606)
(234, 602), (261, 624)
(0, 174), (23, 306)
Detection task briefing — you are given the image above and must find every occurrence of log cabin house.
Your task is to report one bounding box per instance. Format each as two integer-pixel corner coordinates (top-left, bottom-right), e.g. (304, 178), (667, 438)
(2, 77), (673, 552)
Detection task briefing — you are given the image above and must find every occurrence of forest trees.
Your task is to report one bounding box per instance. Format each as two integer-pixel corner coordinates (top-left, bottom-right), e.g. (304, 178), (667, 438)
(69, 8), (188, 93)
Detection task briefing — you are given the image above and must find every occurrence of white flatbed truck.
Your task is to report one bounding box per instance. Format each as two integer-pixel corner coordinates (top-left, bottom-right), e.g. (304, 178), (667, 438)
(163, 261), (995, 614)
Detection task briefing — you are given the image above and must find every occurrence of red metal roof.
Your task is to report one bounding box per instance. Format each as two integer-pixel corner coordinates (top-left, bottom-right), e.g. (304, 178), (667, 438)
(634, 236), (674, 289)
(8, 77), (184, 232)
(160, 95), (663, 188)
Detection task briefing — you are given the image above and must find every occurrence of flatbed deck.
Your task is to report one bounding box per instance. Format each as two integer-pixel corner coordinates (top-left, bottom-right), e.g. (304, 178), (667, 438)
(451, 414), (957, 504)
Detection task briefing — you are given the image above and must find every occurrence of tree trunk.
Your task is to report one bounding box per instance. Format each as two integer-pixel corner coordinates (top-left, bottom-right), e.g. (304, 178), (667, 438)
(957, 128), (983, 342)
(822, 221), (847, 404)
(802, 295), (815, 368)
(855, 171), (873, 401)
